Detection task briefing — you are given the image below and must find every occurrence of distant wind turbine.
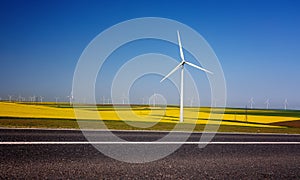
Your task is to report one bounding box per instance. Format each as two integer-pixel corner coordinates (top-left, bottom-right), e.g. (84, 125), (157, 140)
(8, 95), (12, 102)
(33, 95), (37, 102)
(122, 93), (128, 105)
(30, 96), (35, 102)
(67, 92), (73, 105)
(70, 94), (73, 104)
(160, 30), (213, 123)
(102, 96), (105, 104)
(265, 98), (270, 109)
(149, 93), (157, 107)
(249, 98), (254, 109)
(55, 97), (59, 104)
(148, 93), (158, 107)
(18, 95), (22, 102)
(284, 98), (288, 110)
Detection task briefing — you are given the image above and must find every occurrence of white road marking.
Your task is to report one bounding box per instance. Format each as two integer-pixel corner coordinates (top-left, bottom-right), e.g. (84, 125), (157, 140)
(1, 141), (300, 145)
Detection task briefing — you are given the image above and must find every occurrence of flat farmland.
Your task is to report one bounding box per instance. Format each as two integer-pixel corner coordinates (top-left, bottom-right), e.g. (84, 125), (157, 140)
(0, 102), (300, 133)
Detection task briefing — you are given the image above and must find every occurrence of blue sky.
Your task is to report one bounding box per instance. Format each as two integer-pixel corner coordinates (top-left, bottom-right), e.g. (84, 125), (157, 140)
(0, 0), (300, 109)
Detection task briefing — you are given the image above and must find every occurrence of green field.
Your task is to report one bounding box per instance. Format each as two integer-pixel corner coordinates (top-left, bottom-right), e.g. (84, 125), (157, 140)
(1, 102), (300, 134)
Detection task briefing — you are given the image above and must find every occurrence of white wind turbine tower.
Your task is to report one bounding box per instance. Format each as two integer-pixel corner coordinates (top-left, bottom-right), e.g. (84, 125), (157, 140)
(18, 95), (22, 102)
(67, 92), (73, 105)
(8, 95), (12, 102)
(30, 96), (35, 102)
(121, 93), (128, 105)
(160, 31), (213, 123)
(249, 98), (254, 109)
(148, 93), (158, 107)
(102, 96), (105, 104)
(153, 93), (157, 107)
(284, 98), (288, 110)
(40, 96), (44, 102)
(265, 98), (270, 109)
(55, 97), (59, 104)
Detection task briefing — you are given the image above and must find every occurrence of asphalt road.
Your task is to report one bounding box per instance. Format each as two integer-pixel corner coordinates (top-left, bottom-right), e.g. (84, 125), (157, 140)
(1, 128), (300, 179)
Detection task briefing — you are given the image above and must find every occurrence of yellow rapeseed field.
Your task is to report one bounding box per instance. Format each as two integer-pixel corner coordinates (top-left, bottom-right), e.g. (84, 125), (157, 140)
(0, 102), (76, 119)
(0, 102), (294, 128)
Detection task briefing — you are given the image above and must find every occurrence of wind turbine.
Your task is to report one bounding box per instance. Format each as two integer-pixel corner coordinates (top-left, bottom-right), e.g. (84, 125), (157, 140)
(160, 31), (213, 123)
(67, 93), (73, 105)
(8, 95), (12, 102)
(18, 94), (22, 102)
(148, 93), (158, 107)
(30, 96), (35, 102)
(55, 97), (59, 104)
(249, 98), (254, 109)
(265, 98), (270, 109)
(33, 95), (37, 102)
(40, 96), (44, 102)
(102, 96), (105, 104)
(284, 98), (288, 110)
(153, 93), (157, 107)
(121, 93), (128, 105)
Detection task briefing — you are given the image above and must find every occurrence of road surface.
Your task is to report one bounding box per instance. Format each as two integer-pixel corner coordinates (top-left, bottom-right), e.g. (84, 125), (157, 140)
(1, 128), (300, 179)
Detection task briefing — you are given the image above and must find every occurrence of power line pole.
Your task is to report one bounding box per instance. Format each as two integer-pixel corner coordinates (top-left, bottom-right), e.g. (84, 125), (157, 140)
(245, 105), (248, 122)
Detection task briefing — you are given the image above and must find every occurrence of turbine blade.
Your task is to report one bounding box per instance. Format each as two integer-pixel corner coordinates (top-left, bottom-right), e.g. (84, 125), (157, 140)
(177, 31), (185, 61)
(160, 63), (182, 82)
(185, 61), (213, 74)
